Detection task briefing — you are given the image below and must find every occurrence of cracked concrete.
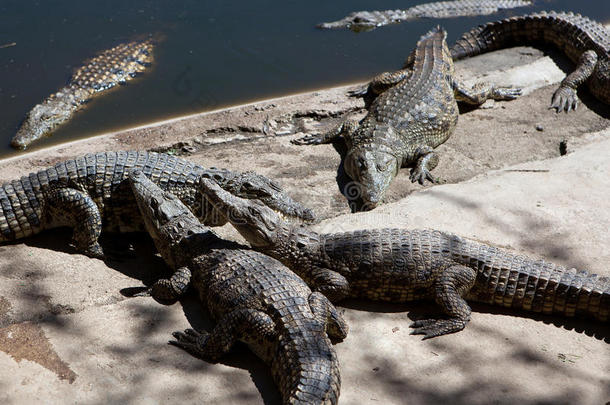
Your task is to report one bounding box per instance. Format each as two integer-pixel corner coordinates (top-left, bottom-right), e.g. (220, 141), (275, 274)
(0, 42), (608, 404)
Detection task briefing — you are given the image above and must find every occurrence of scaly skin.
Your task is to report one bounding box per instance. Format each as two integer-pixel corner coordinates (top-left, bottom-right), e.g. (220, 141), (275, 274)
(318, 0), (532, 32)
(12, 39), (154, 149)
(199, 179), (610, 339)
(451, 11), (610, 112)
(293, 27), (521, 210)
(128, 171), (346, 405)
(0, 151), (313, 258)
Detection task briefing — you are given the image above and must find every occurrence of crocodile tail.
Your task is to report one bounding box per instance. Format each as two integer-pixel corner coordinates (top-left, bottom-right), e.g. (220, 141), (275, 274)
(450, 11), (607, 61)
(479, 258), (610, 322)
(272, 327), (341, 404)
(0, 177), (43, 242)
(420, 25), (447, 42)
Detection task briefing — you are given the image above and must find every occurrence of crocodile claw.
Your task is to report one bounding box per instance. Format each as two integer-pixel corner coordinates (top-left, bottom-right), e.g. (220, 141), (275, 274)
(292, 134), (324, 145)
(410, 318), (467, 339)
(492, 86), (522, 100)
(170, 328), (214, 360)
(409, 167), (435, 185)
(550, 86), (578, 113)
(80, 242), (105, 259)
(347, 85), (369, 98)
(132, 288), (152, 297)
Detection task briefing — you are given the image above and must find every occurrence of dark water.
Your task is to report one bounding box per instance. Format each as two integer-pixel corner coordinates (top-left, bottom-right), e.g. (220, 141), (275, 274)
(1, 0), (609, 157)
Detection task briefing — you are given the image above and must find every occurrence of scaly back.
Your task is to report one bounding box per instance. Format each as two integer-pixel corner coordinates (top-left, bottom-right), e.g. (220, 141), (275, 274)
(71, 39), (154, 93)
(370, 26), (454, 125)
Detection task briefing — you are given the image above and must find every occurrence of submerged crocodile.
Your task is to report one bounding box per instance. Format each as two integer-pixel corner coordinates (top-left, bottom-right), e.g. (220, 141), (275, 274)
(318, 0), (532, 32)
(128, 171), (347, 405)
(451, 11), (610, 112)
(12, 39), (154, 149)
(293, 27), (520, 210)
(0, 151), (313, 258)
(199, 178), (610, 339)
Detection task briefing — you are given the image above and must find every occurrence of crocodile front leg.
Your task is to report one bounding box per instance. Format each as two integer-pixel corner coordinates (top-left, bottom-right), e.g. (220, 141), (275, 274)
(410, 264), (476, 339)
(308, 292), (349, 341)
(453, 80), (522, 104)
(44, 187), (103, 258)
(551, 50), (598, 113)
(133, 266), (192, 303)
(409, 146), (439, 185)
(292, 119), (358, 146)
(170, 309), (276, 362)
(310, 265), (351, 303)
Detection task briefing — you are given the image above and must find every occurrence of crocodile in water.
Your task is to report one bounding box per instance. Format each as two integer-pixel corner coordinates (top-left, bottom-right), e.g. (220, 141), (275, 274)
(293, 27), (521, 210)
(199, 178), (610, 339)
(12, 39), (154, 149)
(0, 151), (313, 258)
(128, 171), (347, 404)
(451, 11), (610, 112)
(318, 0), (532, 32)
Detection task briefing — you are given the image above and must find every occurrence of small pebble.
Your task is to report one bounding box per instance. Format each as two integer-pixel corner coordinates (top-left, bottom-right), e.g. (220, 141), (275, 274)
(536, 124), (544, 132)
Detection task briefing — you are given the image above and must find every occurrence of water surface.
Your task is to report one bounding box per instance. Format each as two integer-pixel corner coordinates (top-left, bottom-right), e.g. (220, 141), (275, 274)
(1, 0), (608, 158)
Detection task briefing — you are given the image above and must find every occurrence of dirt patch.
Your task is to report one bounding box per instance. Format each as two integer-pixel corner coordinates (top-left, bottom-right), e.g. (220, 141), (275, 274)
(0, 322), (77, 383)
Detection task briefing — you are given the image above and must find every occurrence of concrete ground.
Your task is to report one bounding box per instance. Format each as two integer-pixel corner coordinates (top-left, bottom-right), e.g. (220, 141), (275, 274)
(0, 44), (609, 404)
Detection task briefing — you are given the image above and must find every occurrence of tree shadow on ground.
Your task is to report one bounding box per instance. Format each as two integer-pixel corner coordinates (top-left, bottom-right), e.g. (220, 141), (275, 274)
(340, 297), (609, 343)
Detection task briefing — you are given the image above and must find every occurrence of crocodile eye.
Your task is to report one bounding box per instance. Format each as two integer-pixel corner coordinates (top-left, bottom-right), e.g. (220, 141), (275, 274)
(357, 157), (367, 170)
(376, 159), (393, 172)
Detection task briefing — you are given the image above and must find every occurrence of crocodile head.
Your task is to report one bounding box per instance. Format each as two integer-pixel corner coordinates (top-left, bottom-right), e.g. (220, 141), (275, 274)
(343, 146), (400, 210)
(204, 171), (315, 223)
(129, 170), (214, 268)
(11, 94), (76, 150)
(199, 177), (283, 249)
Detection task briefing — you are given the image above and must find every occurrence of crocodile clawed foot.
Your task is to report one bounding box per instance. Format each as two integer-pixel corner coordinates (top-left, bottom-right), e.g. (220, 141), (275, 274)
(550, 87), (578, 113)
(409, 168), (435, 185)
(493, 86), (522, 100)
(347, 85), (368, 98)
(291, 134), (324, 145)
(80, 243), (106, 260)
(170, 328), (214, 361)
(410, 318), (467, 339)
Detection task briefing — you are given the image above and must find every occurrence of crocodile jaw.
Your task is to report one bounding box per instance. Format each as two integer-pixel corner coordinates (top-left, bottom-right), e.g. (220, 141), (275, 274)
(199, 178), (281, 248)
(222, 171), (315, 223)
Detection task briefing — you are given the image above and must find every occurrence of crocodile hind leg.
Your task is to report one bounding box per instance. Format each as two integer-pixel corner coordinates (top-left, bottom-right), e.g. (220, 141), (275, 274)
(292, 119), (358, 146)
(453, 80), (522, 104)
(43, 187), (104, 258)
(410, 264), (476, 339)
(551, 50), (598, 113)
(308, 291), (349, 341)
(348, 69), (409, 106)
(410, 146), (439, 185)
(170, 309), (276, 362)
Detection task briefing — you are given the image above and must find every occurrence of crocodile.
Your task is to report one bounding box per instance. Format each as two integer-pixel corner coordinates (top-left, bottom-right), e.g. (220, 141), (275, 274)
(12, 39), (154, 150)
(199, 178), (610, 339)
(0, 151), (313, 258)
(128, 171), (347, 405)
(451, 11), (610, 112)
(317, 0), (532, 32)
(293, 27), (521, 210)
